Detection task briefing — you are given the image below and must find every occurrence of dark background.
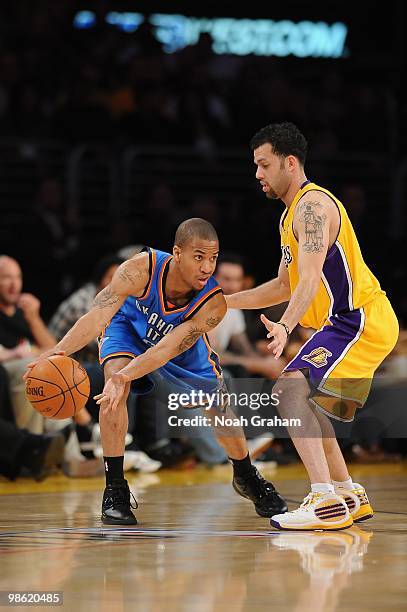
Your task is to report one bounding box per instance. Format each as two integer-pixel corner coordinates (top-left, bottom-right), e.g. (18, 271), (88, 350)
(1, 1), (406, 321)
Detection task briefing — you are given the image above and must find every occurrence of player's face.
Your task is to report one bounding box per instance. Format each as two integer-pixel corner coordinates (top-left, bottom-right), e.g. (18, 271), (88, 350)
(176, 240), (219, 291)
(215, 263), (244, 295)
(0, 259), (23, 306)
(254, 144), (290, 200)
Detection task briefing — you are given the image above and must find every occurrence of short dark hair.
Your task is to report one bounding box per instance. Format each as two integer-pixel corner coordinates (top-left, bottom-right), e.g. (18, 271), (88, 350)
(250, 122), (308, 166)
(174, 218), (218, 247)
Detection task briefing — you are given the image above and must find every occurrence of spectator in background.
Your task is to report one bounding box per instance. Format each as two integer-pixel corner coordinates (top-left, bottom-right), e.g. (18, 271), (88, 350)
(0, 364), (65, 481)
(49, 254), (124, 363)
(209, 254), (286, 380)
(212, 253), (298, 465)
(210, 254), (292, 463)
(20, 177), (81, 317)
(0, 255), (96, 477)
(0, 255), (56, 433)
(117, 244), (144, 261)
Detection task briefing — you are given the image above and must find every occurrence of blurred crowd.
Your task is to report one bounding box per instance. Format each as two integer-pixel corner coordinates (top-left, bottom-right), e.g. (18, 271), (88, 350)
(1, 3), (405, 314)
(0, 4), (397, 154)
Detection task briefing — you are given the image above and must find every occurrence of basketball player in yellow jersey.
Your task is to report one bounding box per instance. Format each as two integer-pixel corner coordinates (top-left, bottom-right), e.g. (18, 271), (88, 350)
(227, 122), (399, 530)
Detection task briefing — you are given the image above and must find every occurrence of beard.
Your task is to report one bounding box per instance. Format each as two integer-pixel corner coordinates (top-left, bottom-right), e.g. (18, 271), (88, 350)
(265, 189), (279, 200)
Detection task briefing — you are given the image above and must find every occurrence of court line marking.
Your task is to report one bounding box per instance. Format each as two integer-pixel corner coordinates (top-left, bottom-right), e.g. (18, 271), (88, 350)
(0, 527), (280, 538)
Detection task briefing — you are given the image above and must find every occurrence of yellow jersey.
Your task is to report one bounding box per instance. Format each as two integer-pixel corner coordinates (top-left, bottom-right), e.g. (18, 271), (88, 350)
(280, 181), (384, 330)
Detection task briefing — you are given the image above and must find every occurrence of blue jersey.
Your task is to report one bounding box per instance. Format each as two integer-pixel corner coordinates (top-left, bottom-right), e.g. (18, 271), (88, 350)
(99, 248), (223, 395)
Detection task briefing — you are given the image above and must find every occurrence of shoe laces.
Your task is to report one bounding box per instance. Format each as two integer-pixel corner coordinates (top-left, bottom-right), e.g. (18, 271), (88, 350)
(106, 484), (138, 510)
(129, 490), (138, 510)
(291, 492), (323, 513)
(249, 467), (276, 497)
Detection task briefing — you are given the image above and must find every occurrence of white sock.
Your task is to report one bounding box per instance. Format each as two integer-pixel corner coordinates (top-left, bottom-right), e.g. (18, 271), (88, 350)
(332, 478), (354, 490)
(311, 482), (335, 494)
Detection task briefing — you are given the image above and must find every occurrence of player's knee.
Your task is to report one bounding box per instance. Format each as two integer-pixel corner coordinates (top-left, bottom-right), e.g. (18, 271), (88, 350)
(273, 370), (309, 398)
(272, 370), (311, 419)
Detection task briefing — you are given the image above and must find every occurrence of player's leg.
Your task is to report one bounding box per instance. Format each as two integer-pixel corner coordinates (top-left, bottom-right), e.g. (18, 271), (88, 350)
(100, 357), (137, 525)
(269, 369), (352, 531)
(314, 408), (373, 522)
(313, 408), (350, 481)
(100, 357), (131, 456)
(206, 391), (287, 517)
(275, 370), (332, 483)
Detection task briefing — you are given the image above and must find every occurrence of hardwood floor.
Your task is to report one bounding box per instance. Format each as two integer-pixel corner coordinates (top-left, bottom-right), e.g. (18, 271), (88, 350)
(1, 462), (406, 611)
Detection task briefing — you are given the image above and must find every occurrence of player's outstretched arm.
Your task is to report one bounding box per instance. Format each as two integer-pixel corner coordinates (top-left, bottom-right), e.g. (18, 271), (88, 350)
(23, 254), (150, 377)
(95, 293), (227, 411)
(263, 196), (331, 359)
(225, 257), (290, 310)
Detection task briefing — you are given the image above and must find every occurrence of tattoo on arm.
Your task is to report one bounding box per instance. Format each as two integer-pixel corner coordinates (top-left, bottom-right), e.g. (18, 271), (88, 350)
(298, 200), (327, 253)
(118, 263), (143, 287)
(118, 267), (133, 283)
(205, 315), (222, 329)
(178, 327), (204, 352)
(93, 288), (121, 309)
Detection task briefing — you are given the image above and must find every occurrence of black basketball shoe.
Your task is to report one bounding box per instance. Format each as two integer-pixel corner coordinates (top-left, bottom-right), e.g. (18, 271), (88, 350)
(232, 467), (288, 517)
(101, 479), (138, 525)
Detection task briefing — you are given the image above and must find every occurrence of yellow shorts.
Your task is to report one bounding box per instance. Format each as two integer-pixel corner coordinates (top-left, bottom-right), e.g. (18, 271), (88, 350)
(285, 294), (399, 421)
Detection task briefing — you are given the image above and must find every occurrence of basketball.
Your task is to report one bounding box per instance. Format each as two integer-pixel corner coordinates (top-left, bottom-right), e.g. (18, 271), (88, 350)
(25, 355), (90, 419)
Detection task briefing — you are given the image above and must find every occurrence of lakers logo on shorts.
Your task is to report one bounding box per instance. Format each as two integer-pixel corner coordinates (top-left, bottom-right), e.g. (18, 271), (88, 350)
(301, 347), (333, 368)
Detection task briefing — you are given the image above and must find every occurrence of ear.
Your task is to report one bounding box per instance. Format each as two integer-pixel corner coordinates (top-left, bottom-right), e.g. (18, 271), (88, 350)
(286, 155), (297, 172)
(173, 245), (181, 262)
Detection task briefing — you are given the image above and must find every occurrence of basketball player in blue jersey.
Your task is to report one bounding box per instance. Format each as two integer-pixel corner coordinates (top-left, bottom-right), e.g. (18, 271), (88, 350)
(25, 218), (287, 525)
(227, 122), (399, 531)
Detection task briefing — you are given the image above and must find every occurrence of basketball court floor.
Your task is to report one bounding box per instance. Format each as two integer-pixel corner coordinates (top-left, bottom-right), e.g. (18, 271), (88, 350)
(1, 462), (406, 611)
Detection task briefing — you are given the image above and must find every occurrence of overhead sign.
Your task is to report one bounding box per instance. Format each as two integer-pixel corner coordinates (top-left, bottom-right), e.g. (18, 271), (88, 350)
(73, 11), (348, 58)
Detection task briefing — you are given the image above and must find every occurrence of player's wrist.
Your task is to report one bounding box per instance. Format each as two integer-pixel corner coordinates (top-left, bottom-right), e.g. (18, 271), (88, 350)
(117, 371), (132, 383)
(276, 321), (291, 338)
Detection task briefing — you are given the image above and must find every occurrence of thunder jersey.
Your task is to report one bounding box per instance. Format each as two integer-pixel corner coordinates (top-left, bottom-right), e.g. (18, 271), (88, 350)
(280, 182), (384, 330)
(116, 248), (223, 381)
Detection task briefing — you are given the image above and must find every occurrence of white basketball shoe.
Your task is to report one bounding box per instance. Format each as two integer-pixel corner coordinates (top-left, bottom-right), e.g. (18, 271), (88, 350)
(334, 483), (374, 523)
(270, 491), (353, 531)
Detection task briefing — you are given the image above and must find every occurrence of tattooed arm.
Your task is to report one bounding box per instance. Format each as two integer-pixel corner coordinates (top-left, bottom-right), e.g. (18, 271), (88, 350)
(113, 293), (227, 383)
(24, 254), (149, 373)
(278, 193), (337, 333)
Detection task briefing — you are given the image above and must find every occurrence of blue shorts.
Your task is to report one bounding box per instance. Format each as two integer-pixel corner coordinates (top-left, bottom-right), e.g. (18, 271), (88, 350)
(99, 313), (223, 400)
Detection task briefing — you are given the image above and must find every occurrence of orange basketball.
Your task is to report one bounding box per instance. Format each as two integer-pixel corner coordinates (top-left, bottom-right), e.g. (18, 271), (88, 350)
(25, 355), (90, 419)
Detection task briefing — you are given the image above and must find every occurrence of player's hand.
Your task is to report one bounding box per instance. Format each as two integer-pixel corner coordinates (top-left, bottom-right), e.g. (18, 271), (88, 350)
(23, 349), (66, 381)
(94, 373), (129, 412)
(18, 293), (41, 321)
(260, 314), (288, 359)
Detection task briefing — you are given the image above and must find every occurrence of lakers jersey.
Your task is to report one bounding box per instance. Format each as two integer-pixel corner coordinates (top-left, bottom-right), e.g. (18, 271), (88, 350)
(99, 248), (223, 386)
(280, 182), (384, 330)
